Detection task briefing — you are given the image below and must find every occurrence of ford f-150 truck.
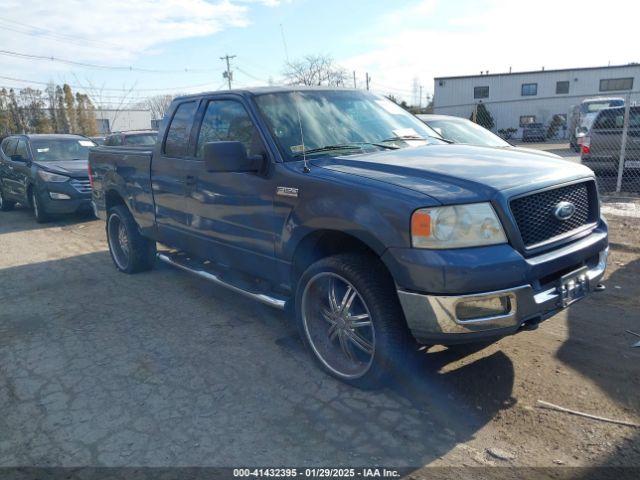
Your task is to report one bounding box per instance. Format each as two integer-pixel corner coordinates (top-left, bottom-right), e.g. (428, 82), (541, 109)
(89, 87), (608, 388)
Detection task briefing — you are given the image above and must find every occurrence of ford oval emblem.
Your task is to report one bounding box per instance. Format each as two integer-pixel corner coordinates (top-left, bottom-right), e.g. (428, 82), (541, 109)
(554, 201), (576, 221)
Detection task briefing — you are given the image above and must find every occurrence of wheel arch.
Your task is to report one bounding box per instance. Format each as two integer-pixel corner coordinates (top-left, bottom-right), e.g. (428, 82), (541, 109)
(290, 229), (392, 286)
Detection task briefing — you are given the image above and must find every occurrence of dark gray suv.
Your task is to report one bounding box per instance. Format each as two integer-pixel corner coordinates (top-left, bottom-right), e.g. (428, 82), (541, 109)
(0, 134), (95, 222)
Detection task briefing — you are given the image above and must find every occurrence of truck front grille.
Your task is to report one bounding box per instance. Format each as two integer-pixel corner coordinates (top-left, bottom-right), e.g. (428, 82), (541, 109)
(510, 181), (598, 249)
(70, 178), (92, 194)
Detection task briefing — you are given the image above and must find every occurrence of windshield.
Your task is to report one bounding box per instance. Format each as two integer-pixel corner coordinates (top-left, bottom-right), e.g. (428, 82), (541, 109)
(254, 90), (445, 160)
(30, 138), (95, 162)
(125, 133), (157, 145)
(424, 118), (510, 147)
(581, 100), (624, 114)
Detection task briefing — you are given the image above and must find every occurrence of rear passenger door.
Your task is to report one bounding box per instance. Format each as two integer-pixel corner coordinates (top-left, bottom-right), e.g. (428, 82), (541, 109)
(151, 100), (200, 248)
(11, 139), (32, 201)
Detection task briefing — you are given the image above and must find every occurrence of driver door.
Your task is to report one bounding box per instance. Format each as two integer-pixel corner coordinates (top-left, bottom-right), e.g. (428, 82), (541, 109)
(182, 96), (279, 280)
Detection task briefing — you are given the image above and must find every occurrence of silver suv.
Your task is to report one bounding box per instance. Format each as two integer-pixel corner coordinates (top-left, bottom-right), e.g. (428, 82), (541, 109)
(581, 106), (640, 173)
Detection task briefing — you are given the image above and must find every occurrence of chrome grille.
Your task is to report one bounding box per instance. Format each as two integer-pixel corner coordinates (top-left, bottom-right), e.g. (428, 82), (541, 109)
(510, 181), (598, 249)
(70, 178), (92, 194)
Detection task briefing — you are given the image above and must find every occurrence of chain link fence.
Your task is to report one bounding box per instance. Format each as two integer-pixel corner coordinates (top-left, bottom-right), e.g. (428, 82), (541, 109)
(434, 91), (640, 198)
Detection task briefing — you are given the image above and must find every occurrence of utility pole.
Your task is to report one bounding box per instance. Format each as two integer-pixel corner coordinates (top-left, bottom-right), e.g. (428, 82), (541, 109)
(365, 73), (371, 91)
(419, 85), (423, 108)
(220, 54), (236, 90)
(353, 71), (356, 89)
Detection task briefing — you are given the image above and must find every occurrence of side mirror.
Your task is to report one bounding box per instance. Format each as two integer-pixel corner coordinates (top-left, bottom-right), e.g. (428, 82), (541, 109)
(203, 141), (262, 173)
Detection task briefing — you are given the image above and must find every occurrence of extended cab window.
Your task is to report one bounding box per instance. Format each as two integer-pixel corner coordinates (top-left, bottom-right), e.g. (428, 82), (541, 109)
(164, 101), (197, 157)
(196, 100), (265, 158)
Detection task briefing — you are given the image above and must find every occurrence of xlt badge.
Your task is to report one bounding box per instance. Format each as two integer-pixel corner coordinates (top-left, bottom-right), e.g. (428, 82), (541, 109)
(276, 187), (299, 198)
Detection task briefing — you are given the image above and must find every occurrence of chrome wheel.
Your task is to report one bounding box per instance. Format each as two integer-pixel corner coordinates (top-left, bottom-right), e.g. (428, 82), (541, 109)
(301, 272), (375, 379)
(108, 213), (130, 270)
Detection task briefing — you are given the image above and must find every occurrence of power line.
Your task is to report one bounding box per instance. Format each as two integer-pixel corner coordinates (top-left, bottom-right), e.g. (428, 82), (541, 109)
(0, 18), (129, 50)
(235, 66), (268, 84)
(0, 49), (216, 74)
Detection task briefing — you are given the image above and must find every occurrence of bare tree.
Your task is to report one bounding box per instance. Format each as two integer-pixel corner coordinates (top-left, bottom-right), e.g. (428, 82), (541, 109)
(142, 94), (175, 122)
(283, 54), (348, 87)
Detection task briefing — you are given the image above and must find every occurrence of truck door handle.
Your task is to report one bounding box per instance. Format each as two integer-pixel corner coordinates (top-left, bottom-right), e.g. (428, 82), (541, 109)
(185, 175), (196, 186)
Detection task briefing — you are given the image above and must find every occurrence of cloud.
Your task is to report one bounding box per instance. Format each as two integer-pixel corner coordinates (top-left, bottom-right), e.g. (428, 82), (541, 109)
(0, 0), (280, 68)
(342, 0), (639, 103)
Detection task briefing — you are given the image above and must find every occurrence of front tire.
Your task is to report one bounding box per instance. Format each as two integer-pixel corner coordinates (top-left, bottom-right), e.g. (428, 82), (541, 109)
(295, 254), (412, 389)
(31, 190), (49, 223)
(107, 205), (156, 273)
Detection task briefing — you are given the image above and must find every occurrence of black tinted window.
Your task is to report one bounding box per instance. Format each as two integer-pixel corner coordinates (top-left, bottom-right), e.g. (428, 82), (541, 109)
(521, 83), (538, 96)
(474, 86), (489, 99)
(196, 100), (264, 159)
(165, 101), (197, 157)
(556, 81), (569, 94)
(2, 138), (17, 156)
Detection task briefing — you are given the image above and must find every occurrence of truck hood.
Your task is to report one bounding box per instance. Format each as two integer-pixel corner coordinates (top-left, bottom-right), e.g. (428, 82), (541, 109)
(313, 144), (593, 204)
(36, 160), (89, 177)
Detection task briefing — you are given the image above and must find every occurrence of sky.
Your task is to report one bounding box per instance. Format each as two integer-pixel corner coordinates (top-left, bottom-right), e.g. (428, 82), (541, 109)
(0, 0), (638, 108)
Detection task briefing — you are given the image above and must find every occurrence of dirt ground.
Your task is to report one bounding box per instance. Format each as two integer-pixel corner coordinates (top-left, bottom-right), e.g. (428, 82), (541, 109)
(0, 198), (639, 476)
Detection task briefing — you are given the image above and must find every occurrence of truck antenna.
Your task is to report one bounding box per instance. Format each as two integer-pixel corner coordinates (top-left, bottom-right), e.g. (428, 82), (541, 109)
(294, 91), (310, 173)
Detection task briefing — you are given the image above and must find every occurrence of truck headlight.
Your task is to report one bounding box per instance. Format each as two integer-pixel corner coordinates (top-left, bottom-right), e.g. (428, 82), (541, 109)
(411, 203), (507, 249)
(38, 171), (70, 182)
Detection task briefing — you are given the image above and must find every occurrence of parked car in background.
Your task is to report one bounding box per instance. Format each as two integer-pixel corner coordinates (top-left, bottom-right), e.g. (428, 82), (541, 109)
(0, 134), (95, 222)
(581, 105), (640, 174)
(569, 97), (625, 151)
(522, 122), (546, 142)
(89, 87), (608, 388)
(90, 136), (106, 146)
(417, 114), (562, 159)
(104, 130), (158, 147)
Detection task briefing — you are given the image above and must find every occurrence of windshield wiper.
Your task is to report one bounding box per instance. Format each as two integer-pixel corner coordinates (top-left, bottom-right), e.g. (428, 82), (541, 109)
(294, 142), (399, 157)
(381, 135), (453, 144)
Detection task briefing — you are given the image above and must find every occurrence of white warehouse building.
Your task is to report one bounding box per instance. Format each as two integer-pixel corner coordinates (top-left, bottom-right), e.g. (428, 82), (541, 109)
(94, 109), (152, 134)
(433, 64), (640, 139)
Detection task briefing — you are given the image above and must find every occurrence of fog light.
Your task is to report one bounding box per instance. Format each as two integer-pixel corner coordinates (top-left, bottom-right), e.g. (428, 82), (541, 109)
(456, 295), (512, 321)
(49, 192), (71, 200)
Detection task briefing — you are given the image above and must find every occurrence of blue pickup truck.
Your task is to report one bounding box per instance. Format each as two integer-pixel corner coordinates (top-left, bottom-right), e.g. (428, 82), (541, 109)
(89, 87), (608, 388)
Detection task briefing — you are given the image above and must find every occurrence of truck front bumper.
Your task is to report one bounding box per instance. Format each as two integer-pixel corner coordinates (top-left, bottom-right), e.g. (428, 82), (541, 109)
(397, 248), (607, 344)
(384, 220), (609, 345)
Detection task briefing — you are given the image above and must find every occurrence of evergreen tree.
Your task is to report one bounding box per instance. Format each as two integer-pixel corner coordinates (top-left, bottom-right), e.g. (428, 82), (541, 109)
(63, 84), (76, 133)
(46, 83), (59, 133)
(75, 93), (98, 136)
(56, 86), (70, 133)
(470, 102), (495, 131)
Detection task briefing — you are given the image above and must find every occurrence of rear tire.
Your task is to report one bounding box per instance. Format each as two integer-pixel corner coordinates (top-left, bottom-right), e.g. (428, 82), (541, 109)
(295, 253), (413, 389)
(0, 185), (15, 211)
(31, 190), (49, 223)
(107, 205), (156, 273)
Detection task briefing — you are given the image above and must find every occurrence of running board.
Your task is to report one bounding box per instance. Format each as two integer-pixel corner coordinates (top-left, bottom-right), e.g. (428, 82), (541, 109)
(157, 252), (286, 310)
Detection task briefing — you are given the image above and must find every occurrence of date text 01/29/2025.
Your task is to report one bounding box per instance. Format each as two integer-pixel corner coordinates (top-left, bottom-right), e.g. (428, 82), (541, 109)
(232, 468), (401, 478)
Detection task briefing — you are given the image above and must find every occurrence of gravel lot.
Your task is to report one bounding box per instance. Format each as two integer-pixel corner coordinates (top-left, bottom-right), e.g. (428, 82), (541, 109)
(0, 198), (639, 474)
